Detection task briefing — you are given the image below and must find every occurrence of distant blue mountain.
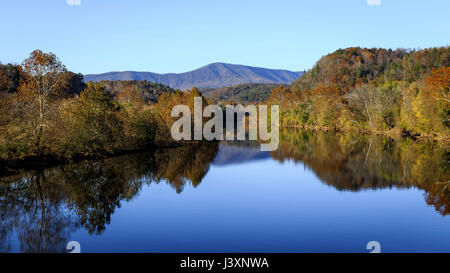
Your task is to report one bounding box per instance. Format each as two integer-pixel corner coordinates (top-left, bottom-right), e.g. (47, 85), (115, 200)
(84, 62), (303, 90)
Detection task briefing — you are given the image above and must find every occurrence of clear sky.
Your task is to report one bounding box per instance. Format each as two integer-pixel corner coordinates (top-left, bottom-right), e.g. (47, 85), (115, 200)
(0, 0), (448, 74)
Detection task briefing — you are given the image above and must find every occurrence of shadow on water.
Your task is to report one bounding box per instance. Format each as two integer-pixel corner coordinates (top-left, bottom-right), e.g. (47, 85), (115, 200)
(0, 129), (449, 252)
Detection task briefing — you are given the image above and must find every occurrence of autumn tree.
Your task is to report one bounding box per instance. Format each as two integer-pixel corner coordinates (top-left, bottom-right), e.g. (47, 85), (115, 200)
(344, 85), (377, 129)
(425, 67), (450, 104)
(20, 50), (67, 147)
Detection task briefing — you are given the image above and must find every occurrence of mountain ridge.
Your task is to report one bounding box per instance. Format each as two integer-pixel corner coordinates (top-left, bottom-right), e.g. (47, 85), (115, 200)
(84, 62), (303, 90)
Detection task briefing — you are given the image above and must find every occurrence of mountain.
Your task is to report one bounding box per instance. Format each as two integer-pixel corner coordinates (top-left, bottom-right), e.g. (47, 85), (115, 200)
(84, 63), (303, 90)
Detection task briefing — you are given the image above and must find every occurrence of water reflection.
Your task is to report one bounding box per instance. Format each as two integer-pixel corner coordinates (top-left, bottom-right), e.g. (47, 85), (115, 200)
(273, 129), (449, 215)
(0, 130), (449, 252)
(0, 142), (219, 252)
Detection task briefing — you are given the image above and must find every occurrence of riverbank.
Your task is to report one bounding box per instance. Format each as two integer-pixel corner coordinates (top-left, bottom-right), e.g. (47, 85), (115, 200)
(282, 124), (450, 143)
(0, 141), (208, 176)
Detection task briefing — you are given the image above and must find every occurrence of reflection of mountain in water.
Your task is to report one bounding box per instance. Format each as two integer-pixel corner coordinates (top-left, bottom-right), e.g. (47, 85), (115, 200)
(213, 142), (271, 166)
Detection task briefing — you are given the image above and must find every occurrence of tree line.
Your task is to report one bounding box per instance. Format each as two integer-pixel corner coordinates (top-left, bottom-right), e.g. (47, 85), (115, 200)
(202, 83), (284, 105)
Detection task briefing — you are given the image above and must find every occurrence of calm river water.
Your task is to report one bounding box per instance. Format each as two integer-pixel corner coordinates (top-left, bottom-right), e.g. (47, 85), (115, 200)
(1, 130), (449, 252)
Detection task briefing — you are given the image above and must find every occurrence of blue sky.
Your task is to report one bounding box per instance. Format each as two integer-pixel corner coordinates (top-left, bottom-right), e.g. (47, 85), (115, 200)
(0, 0), (448, 74)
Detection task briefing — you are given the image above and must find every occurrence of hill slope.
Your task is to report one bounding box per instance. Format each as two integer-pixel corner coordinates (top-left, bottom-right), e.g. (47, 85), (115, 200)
(291, 47), (450, 92)
(270, 46), (449, 138)
(84, 63), (303, 90)
(202, 83), (286, 104)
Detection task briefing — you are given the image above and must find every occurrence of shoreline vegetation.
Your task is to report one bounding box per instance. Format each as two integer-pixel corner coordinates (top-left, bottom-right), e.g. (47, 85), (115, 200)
(0, 50), (211, 168)
(281, 124), (450, 142)
(1, 46), (449, 170)
(0, 142), (205, 176)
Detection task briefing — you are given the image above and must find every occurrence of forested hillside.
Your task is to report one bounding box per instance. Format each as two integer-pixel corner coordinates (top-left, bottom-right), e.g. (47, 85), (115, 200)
(99, 80), (175, 103)
(270, 47), (450, 139)
(202, 83), (284, 104)
(291, 47), (449, 92)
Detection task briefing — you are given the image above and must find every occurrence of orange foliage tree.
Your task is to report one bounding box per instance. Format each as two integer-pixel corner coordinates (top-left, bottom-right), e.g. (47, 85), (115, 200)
(425, 67), (450, 104)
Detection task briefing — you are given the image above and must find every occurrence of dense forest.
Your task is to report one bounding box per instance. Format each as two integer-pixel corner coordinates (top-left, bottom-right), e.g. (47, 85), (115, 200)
(202, 83), (285, 104)
(269, 47), (450, 139)
(0, 50), (203, 163)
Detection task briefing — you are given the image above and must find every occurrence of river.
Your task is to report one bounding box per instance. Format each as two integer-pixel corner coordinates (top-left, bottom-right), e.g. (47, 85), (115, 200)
(1, 129), (449, 252)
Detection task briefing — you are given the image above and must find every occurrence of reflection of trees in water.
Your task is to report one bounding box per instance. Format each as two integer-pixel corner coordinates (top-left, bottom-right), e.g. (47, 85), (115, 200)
(0, 171), (79, 252)
(0, 142), (218, 252)
(150, 143), (219, 192)
(273, 129), (450, 215)
(1, 132), (447, 252)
